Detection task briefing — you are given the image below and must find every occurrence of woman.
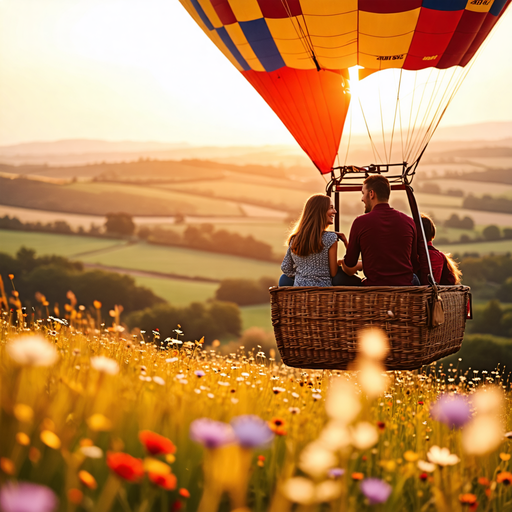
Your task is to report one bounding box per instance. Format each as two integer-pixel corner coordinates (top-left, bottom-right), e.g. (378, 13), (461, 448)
(279, 194), (361, 287)
(421, 214), (462, 285)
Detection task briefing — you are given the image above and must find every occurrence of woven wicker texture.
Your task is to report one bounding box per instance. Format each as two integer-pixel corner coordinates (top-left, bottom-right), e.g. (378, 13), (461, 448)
(270, 285), (470, 371)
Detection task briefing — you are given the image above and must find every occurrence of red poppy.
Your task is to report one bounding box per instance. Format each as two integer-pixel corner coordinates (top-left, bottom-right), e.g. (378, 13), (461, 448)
(459, 493), (477, 507)
(179, 488), (190, 498)
(149, 472), (177, 491)
(107, 452), (144, 482)
(171, 501), (183, 512)
(497, 471), (512, 485)
(418, 401), (424, 406)
(419, 472), (428, 482)
(139, 430), (177, 456)
(377, 421), (385, 431)
(478, 477), (490, 487)
(351, 472), (364, 481)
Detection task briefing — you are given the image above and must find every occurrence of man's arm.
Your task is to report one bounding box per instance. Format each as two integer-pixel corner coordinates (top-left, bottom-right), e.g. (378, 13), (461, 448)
(341, 221), (361, 275)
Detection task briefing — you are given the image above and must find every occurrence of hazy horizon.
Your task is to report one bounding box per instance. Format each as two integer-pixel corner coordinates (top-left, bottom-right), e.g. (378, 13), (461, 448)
(1, 0), (511, 149)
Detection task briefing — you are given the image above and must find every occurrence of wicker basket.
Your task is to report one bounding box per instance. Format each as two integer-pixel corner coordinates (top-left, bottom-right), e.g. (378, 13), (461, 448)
(270, 285), (470, 371)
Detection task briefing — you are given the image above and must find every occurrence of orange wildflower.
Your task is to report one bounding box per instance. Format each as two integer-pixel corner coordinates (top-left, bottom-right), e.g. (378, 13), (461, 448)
(179, 488), (190, 498)
(257, 455), (265, 467)
(67, 489), (83, 505)
(351, 472), (364, 481)
(268, 418), (287, 436)
(477, 477), (490, 487)
(0, 458), (15, 475)
(78, 470), (97, 490)
(139, 430), (176, 456)
(149, 472), (177, 491)
(107, 452), (144, 482)
(459, 493), (477, 505)
(497, 472), (512, 485)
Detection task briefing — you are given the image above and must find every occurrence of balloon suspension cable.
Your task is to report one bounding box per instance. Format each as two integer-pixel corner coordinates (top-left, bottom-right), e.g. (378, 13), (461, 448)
(281, 0), (321, 72)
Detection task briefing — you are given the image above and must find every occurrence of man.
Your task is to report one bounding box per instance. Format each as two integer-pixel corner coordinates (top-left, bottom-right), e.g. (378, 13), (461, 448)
(340, 175), (420, 286)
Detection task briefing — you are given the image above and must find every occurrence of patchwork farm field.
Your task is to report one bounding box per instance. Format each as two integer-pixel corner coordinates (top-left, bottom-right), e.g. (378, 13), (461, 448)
(163, 180), (311, 211)
(0, 230), (279, 282)
(0, 230), (129, 258)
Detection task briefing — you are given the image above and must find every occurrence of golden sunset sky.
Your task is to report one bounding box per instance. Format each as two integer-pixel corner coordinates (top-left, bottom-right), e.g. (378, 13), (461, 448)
(0, 0), (511, 147)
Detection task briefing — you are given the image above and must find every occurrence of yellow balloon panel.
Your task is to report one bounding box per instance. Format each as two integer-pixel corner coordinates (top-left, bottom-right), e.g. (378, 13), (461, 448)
(227, 0), (263, 22)
(359, 9), (421, 38)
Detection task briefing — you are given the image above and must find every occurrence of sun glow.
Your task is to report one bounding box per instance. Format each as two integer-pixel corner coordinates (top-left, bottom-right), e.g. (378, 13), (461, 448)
(348, 65), (364, 100)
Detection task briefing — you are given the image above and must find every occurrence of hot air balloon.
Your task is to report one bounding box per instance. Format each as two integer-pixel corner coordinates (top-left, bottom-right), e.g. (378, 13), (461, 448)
(179, 0), (510, 370)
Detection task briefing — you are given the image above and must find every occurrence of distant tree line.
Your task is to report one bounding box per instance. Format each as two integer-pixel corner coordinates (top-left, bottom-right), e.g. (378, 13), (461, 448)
(463, 194), (512, 214)
(1, 214), (276, 261)
(442, 333), (512, 373)
(215, 277), (275, 306)
(140, 224), (276, 262)
(415, 181), (464, 197)
(0, 247), (243, 342)
(126, 301), (241, 342)
(0, 215), (102, 236)
(0, 248), (164, 315)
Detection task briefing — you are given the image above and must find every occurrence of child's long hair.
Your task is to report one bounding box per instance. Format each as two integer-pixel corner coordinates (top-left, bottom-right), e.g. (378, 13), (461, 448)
(287, 194), (331, 257)
(421, 213), (462, 284)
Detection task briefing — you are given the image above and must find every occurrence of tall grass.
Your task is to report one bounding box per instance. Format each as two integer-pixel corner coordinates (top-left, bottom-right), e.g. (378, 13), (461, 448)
(0, 307), (511, 511)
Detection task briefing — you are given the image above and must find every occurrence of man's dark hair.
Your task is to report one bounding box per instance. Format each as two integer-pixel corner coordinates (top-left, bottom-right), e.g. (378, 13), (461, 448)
(364, 175), (390, 202)
(421, 213), (436, 242)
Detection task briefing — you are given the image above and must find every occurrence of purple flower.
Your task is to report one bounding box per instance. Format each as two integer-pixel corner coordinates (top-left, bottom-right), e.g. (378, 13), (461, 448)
(430, 394), (472, 429)
(230, 415), (274, 448)
(0, 481), (58, 512)
(328, 468), (345, 479)
(195, 370), (205, 377)
(360, 478), (392, 505)
(189, 418), (236, 449)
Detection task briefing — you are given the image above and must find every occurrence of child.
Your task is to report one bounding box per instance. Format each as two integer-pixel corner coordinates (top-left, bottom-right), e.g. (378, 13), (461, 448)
(421, 214), (462, 285)
(279, 194), (361, 287)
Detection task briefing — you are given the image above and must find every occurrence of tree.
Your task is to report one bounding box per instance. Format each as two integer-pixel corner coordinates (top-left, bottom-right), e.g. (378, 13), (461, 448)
(105, 212), (135, 236)
(126, 301), (241, 342)
(482, 225), (501, 241)
(215, 277), (275, 306)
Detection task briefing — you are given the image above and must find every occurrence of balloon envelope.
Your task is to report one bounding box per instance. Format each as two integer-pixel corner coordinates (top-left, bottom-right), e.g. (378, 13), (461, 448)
(179, 0), (511, 174)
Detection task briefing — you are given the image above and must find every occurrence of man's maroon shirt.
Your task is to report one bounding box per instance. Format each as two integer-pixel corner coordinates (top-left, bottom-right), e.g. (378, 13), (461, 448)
(344, 203), (419, 286)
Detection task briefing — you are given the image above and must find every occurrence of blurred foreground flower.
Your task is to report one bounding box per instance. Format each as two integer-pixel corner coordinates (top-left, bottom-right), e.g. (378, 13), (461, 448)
(0, 481), (58, 512)
(107, 452), (144, 482)
(231, 415), (274, 448)
(497, 471), (512, 485)
(190, 418), (236, 449)
(360, 478), (392, 505)
(463, 416), (504, 455)
(430, 394), (472, 428)
(90, 356), (119, 375)
(149, 472), (177, 490)
(7, 335), (58, 367)
(139, 430), (176, 455)
(299, 441), (337, 478)
(80, 445), (103, 458)
(358, 328), (389, 361)
(351, 422), (379, 450)
(326, 380), (361, 424)
(427, 446), (460, 467)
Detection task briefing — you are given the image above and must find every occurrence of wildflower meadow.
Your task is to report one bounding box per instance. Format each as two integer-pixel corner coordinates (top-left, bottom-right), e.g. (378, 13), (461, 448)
(1, 294), (512, 512)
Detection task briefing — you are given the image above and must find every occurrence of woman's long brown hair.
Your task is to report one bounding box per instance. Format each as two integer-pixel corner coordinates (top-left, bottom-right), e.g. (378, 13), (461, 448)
(287, 194), (331, 257)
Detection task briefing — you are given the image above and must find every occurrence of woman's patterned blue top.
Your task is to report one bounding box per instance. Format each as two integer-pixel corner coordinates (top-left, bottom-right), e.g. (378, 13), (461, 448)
(281, 231), (338, 286)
